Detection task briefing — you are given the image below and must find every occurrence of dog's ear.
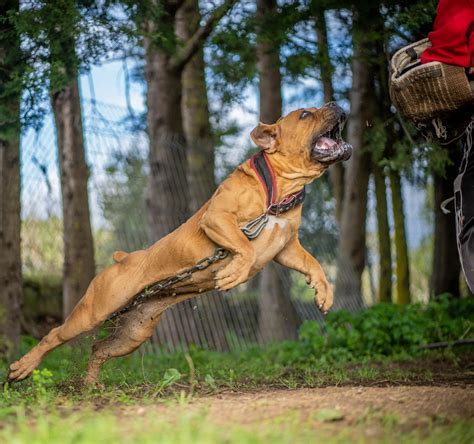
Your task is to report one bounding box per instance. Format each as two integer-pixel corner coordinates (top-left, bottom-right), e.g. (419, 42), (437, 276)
(250, 123), (280, 153)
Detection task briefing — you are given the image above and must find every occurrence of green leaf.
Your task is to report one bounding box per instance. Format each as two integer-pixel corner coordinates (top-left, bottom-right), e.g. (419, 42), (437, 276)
(315, 409), (344, 422)
(160, 368), (182, 389)
(204, 374), (217, 390)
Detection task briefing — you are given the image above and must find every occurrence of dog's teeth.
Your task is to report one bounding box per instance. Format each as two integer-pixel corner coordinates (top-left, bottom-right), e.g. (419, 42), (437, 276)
(198, 288), (203, 293)
(172, 292), (176, 296)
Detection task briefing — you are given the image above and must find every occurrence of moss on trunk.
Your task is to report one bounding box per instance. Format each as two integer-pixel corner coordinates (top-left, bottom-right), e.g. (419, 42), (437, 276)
(373, 165), (392, 303)
(389, 171), (411, 304)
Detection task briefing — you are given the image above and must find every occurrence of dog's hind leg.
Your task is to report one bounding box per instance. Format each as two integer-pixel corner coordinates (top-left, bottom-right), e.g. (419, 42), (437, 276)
(8, 250), (152, 382)
(84, 299), (165, 386)
(84, 292), (198, 386)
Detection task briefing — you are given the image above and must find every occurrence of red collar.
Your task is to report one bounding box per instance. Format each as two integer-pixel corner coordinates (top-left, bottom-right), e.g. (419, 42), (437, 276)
(249, 151), (306, 215)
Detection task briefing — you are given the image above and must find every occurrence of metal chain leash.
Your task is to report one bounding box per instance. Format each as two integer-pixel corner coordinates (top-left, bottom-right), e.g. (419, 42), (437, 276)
(108, 213), (270, 321)
(108, 182), (307, 320)
(108, 248), (229, 321)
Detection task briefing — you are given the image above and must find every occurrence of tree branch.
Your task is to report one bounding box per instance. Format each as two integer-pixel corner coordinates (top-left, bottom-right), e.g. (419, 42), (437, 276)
(169, 0), (237, 72)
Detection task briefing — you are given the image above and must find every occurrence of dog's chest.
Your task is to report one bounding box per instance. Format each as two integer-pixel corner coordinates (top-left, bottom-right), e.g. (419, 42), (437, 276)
(251, 215), (293, 269)
(166, 215), (294, 294)
(264, 215), (289, 231)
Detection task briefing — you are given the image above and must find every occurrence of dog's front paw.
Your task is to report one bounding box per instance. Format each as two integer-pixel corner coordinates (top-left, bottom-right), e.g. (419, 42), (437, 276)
(215, 254), (253, 291)
(307, 275), (333, 314)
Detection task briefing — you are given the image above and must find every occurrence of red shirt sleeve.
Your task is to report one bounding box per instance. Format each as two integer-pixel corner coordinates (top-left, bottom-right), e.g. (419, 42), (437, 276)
(421, 0), (474, 68)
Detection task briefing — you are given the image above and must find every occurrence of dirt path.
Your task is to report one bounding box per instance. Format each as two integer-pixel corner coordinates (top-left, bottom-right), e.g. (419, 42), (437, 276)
(182, 386), (474, 423)
(119, 386), (474, 440)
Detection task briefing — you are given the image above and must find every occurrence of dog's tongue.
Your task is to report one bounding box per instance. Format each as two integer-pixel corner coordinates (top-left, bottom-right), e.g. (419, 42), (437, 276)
(315, 136), (338, 150)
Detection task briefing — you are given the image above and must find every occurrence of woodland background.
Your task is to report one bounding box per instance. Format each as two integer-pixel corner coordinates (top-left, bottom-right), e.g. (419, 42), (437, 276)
(0, 0), (471, 357)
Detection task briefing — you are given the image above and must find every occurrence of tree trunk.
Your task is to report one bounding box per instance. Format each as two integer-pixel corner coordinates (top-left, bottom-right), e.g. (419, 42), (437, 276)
(145, 47), (189, 241)
(389, 170), (411, 304)
(334, 8), (375, 310)
(46, 0), (96, 319)
(256, 0), (300, 343)
(371, 12), (394, 304)
(431, 146), (461, 298)
(174, 0), (229, 350)
(143, 28), (201, 349)
(139, 1), (235, 350)
(0, 0), (22, 357)
(51, 80), (96, 319)
(144, 0), (233, 240)
(176, 0), (216, 212)
(314, 8), (344, 223)
(258, 263), (300, 342)
(373, 164), (392, 302)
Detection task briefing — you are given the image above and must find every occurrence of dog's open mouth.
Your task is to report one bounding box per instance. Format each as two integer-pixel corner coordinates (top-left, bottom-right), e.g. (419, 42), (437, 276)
(311, 120), (352, 164)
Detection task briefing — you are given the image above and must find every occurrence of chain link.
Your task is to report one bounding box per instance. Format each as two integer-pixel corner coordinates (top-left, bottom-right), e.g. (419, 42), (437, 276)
(108, 248), (229, 321)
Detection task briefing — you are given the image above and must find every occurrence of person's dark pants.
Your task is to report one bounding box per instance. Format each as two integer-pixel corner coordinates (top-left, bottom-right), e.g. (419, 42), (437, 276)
(455, 124), (474, 293)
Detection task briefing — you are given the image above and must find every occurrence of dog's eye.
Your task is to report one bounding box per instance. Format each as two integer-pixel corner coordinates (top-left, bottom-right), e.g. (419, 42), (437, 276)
(299, 110), (312, 120)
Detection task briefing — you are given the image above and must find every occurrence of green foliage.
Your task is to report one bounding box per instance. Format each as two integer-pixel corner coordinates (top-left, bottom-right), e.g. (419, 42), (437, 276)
(157, 368), (182, 392)
(0, 4), (23, 141)
(9, 0), (129, 128)
(208, 6), (256, 107)
(0, 299), (472, 443)
(2, 367), (54, 408)
(299, 296), (473, 360)
(208, 2), (320, 107)
(121, 0), (170, 51)
(3, 297), (471, 394)
(386, 0), (438, 42)
(22, 217), (63, 275)
(31, 368), (54, 399)
(385, 124), (452, 180)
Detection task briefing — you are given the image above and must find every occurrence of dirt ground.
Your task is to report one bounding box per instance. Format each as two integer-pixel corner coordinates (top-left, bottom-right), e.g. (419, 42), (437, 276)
(118, 385), (474, 440)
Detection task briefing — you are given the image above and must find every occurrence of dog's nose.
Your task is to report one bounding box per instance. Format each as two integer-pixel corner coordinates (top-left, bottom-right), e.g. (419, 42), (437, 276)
(324, 101), (346, 119)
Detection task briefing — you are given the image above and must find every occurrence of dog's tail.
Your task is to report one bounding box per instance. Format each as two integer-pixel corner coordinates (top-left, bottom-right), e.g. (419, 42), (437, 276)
(112, 250), (129, 263)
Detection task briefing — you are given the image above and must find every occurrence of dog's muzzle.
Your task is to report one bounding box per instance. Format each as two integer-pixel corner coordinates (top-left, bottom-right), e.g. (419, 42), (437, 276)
(310, 102), (353, 164)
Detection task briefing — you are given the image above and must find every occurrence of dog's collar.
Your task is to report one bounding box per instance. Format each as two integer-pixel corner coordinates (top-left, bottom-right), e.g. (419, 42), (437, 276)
(249, 151), (305, 216)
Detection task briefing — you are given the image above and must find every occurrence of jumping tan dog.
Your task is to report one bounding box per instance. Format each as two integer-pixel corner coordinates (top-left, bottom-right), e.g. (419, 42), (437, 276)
(8, 102), (352, 384)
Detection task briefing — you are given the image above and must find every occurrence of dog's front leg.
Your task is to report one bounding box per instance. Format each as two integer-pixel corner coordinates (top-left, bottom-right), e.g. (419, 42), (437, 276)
(201, 211), (256, 290)
(275, 236), (333, 313)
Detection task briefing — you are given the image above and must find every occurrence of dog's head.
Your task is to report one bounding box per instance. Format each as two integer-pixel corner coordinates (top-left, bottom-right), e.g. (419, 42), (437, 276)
(250, 102), (352, 178)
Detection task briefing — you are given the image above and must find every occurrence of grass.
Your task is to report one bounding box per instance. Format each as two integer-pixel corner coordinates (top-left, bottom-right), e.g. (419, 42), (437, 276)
(0, 297), (472, 443)
(0, 341), (471, 444)
(0, 409), (325, 444)
(0, 395), (473, 444)
(7, 294), (471, 392)
(6, 336), (459, 394)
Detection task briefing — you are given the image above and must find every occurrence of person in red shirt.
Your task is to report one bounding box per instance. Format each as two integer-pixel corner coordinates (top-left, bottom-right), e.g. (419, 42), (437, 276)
(421, 0), (474, 69)
(420, 0), (474, 294)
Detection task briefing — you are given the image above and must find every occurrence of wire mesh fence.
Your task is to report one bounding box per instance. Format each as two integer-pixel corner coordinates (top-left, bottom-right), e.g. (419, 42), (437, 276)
(21, 99), (434, 351)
